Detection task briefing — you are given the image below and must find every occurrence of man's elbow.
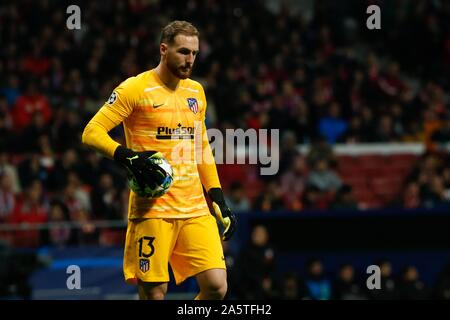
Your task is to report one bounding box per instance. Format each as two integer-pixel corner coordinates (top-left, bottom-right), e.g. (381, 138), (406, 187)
(81, 122), (94, 147)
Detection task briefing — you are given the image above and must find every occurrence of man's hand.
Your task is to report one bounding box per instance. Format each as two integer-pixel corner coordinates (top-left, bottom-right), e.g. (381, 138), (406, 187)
(113, 146), (164, 191)
(208, 188), (236, 241)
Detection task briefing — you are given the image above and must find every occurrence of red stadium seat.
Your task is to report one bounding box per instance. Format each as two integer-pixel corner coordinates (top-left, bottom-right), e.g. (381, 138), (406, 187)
(387, 154), (418, 175)
(11, 230), (42, 248)
(358, 155), (387, 169)
(337, 155), (361, 168)
(335, 153), (419, 207)
(338, 165), (366, 177)
(216, 163), (247, 189)
(370, 177), (404, 203)
(342, 176), (368, 190)
(353, 189), (381, 209)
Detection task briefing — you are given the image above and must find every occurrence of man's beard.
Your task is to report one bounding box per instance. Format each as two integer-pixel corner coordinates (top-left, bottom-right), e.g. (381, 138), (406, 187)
(167, 59), (192, 79)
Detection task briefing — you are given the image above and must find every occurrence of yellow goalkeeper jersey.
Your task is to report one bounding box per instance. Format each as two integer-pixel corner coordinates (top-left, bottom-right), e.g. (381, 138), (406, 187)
(82, 69), (221, 219)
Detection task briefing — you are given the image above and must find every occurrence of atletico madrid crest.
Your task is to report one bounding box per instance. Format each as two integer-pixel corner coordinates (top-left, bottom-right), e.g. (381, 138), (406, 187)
(187, 98), (198, 114)
(140, 258), (149, 273)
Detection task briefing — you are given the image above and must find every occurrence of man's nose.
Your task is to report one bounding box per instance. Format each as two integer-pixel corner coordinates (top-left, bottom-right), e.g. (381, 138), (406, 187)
(186, 53), (194, 64)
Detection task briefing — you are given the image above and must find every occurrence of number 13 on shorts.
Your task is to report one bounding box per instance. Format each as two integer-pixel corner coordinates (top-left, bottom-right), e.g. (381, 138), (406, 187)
(138, 236), (155, 273)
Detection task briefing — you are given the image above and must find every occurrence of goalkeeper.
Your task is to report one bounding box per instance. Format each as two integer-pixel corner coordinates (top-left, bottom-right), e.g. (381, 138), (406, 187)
(81, 21), (236, 300)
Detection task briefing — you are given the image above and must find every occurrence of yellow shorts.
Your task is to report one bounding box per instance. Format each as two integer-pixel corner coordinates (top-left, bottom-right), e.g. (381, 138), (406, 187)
(123, 214), (226, 285)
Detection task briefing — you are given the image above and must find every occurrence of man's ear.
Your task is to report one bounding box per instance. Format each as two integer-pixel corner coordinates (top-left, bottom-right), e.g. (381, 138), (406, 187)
(160, 43), (168, 58)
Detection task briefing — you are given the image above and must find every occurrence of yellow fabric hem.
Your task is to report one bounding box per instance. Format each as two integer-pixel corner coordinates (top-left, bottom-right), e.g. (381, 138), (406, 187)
(129, 212), (209, 220)
(174, 265), (227, 285)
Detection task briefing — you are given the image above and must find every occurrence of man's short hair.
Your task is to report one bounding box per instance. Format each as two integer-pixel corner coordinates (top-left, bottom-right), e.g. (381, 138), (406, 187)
(160, 20), (199, 44)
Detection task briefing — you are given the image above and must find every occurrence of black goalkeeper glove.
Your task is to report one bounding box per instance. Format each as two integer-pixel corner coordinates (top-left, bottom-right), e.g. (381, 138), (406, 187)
(113, 146), (164, 191)
(208, 188), (236, 241)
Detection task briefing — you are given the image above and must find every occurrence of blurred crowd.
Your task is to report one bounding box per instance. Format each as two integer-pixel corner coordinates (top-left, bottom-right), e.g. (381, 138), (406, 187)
(0, 0), (450, 247)
(225, 224), (450, 300)
(397, 152), (450, 209)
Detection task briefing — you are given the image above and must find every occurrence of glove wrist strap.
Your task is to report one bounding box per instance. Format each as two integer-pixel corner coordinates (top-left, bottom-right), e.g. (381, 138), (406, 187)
(208, 188), (225, 204)
(113, 145), (134, 166)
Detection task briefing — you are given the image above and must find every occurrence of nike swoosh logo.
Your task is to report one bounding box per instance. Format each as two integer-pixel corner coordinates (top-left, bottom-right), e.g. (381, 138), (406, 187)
(126, 155), (139, 164)
(153, 103), (164, 108)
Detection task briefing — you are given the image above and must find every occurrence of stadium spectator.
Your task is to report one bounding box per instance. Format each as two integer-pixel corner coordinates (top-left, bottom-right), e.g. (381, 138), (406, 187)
(359, 105), (377, 142)
(90, 173), (121, 220)
(369, 260), (399, 300)
(401, 181), (422, 209)
(224, 182), (251, 213)
(71, 209), (99, 245)
(78, 150), (109, 188)
(303, 258), (332, 300)
(338, 115), (365, 143)
(421, 175), (450, 208)
(318, 102), (348, 144)
(0, 242), (39, 300)
(301, 185), (323, 210)
(280, 154), (307, 210)
(332, 263), (368, 300)
(0, 171), (15, 222)
(306, 158), (342, 193)
(0, 74), (21, 106)
(9, 180), (47, 225)
(442, 167), (450, 197)
(279, 272), (302, 300)
(0, 151), (21, 193)
(9, 180), (48, 247)
(59, 178), (88, 222)
(306, 137), (337, 168)
(289, 100), (314, 144)
(0, 94), (13, 149)
(66, 172), (91, 213)
(22, 43), (51, 76)
(330, 184), (358, 210)
(48, 149), (82, 192)
(43, 201), (72, 248)
(397, 265), (429, 300)
(278, 130), (301, 176)
(11, 80), (52, 132)
(222, 240), (239, 300)
(433, 262), (450, 299)
(20, 112), (50, 153)
(377, 62), (406, 100)
(51, 109), (84, 153)
(18, 153), (51, 189)
(234, 225), (278, 299)
(253, 180), (285, 212)
(374, 114), (399, 142)
(431, 116), (450, 144)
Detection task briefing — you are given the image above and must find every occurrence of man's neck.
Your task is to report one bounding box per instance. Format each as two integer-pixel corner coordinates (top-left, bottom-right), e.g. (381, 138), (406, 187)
(154, 63), (180, 91)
